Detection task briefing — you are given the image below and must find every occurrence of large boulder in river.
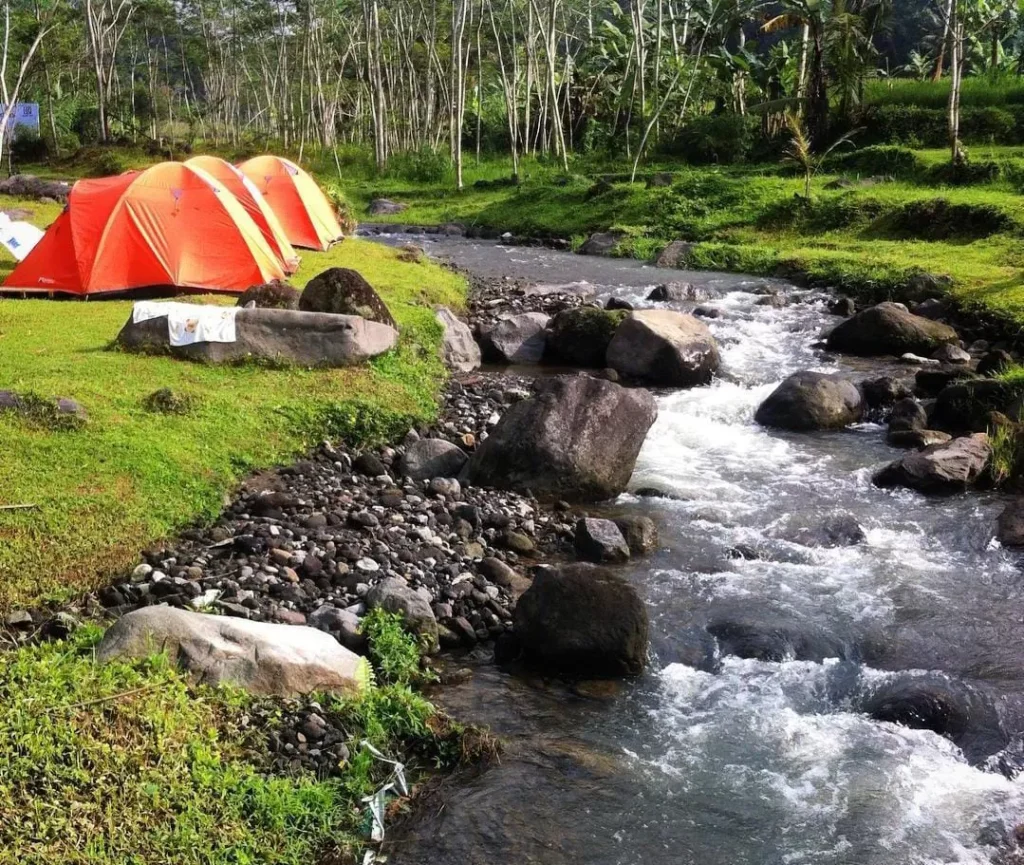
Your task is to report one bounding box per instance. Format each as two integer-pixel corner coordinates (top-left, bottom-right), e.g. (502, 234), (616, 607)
(930, 379), (1024, 434)
(299, 267), (397, 328)
(513, 563), (649, 677)
(754, 371), (864, 431)
(116, 307), (398, 368)
(544, 307), (627, 367)
(96, 607), (370, 697)
(480, 312), (550, 364)
(578, 231), (625, 256)
(463, 376), (658, 502)
(435, 307), (480, 372)
(872, 433), (991, 494)
(826, 302), (958, 357)
(605, 310), (720, 387)
(574, 518), (630, 564)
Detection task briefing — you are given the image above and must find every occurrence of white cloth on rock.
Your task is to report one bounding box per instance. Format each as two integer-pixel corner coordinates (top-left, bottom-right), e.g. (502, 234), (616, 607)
(132, 300), (239, 346)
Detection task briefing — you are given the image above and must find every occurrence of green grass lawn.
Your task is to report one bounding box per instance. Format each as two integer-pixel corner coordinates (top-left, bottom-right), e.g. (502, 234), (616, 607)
(0, 612), (469, 865)
(0, 210), (465, 612)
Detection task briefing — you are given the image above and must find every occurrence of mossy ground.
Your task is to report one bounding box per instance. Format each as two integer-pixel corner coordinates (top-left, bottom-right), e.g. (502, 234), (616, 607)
(0, 203), (465, 612)
(0, 612), (478, 865)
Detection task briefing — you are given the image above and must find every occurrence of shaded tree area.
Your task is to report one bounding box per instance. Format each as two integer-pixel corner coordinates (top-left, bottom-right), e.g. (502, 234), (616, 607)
(3, 0), (1023, 175)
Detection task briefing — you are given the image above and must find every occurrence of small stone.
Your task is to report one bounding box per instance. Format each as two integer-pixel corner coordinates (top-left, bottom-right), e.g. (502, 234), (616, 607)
(428, 477), (461, 498)
(131, 563), (153, 583)
(356, 558), (380, 574)
(503, 531), (534, 554)
(274, 608), (307, 625)
(574, 518), (630, 564)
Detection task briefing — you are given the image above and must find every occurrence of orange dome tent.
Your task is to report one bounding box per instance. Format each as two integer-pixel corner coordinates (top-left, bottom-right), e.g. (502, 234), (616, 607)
(237, 155), (343, 251)
(3, 162), (287, 296)
(185, 154), (299, 273)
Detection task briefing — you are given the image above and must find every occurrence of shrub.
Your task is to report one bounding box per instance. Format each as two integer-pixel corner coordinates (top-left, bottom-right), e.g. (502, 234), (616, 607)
(361, 609), (427, 686)
(10, 129), (48, 164)
(87, 148), (129, 178)
(383, 147), (451, 183)
(142, 388), (197, 415)
(825, 145), (921, 179)
(669, 113), (757, 165)
(873, 199), (1014, 241)
(925, 158), (1002, 186)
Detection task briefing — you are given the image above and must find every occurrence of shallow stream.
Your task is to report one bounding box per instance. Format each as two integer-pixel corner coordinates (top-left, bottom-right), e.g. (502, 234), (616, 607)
(371, 232), (1024, 865)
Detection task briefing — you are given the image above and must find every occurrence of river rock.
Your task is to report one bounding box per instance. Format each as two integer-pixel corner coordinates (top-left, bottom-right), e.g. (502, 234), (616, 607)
(790, 513), (867, 548)
(367, 198), (408, 215)
(513, 563), (649, 676)
(930, 379), (1024, 434)
(912, 298), (950, 320)
(480, 312), (550, 364)
(299, 267), (397, 328)
(933, 343), (971, 364)
(978, 350), (1014, 377)
(887, 429), (952, 449)
(754, 371), (864, 431)
(860, 376), (912, 410)
(116, 307), (398, 368)
(574, 518), (630, 564)
(96, 607), (369, 697)
(401, 438), (468, 481)
(829, 296), (856, 317)
(826, 302), (959, 357)
(654, 240), (694, 268)
(613, 515), (659, 555)
(578, 231), (625, 257)
(872, 433), (991, 494)
(544, 307), (626, 367)
(365, 577), (439, 653)
(998, 500), (1024, 547)
(308, 604), (366, 653)
(887, 397), (928, 433)
(914, 366), (979, 398)
(463, 375), (658, 502)
(605, 297), (634, 312)
(435, 307), (481, 373)
(646, 282), (716, 302)
(605, 310), (720, 387)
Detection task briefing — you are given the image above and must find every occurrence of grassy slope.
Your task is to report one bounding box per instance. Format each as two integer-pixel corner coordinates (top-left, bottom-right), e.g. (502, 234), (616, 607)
(0, 207), (465, 611)
(342, 151), (1024, 317)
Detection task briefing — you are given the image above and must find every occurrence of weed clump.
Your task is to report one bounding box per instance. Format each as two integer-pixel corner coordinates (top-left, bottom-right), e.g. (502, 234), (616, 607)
(142, 387), (197, 415)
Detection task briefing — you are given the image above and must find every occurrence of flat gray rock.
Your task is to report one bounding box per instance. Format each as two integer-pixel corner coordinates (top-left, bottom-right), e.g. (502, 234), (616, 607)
(482, 312), (550, 364)
(116, 307), (398, 368)
(96, 606), (370, 697)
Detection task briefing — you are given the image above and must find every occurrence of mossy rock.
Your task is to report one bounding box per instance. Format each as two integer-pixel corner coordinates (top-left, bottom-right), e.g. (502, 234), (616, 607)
(236, 280), (300, 310)
(299, 267), (397, 329)
(931, 379), (1024, 435)
(544, 307), (628, 368)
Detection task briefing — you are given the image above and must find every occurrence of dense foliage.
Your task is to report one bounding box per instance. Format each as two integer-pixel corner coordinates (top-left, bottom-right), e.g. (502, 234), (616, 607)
(1, 0), (1023, 180)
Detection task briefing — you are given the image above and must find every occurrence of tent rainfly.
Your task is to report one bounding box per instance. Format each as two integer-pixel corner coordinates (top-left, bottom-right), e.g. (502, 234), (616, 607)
(237, 155), (343, 251)
(185, 154), (299, 273)
(2, 162), (287, 296)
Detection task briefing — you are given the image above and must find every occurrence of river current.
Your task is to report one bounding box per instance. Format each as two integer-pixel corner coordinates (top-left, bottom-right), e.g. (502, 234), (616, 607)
(367, 231), (1024, 865)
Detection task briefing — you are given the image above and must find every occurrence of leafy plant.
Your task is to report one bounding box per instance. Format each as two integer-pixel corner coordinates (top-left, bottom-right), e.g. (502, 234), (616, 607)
(782, 110), (858, 198)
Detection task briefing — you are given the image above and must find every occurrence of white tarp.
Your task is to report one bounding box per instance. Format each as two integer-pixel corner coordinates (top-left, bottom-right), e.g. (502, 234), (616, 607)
(0, 211), (42, 261)
(132, 300), (239, 346)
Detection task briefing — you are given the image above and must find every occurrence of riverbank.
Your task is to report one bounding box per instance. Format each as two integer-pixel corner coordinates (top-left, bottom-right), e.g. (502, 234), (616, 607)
(0, 234), (463, 613)
(342, 148), (1024, 327)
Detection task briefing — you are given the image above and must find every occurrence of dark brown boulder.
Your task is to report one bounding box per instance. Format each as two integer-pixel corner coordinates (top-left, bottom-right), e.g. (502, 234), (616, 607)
(873, 433), (991, 494)
(754, 371), (864, 431)
(299, 268), (397, 328)
(826, 302), (958, 357)
(513, 563), (649, 677)
(463, 375), (658, 503)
